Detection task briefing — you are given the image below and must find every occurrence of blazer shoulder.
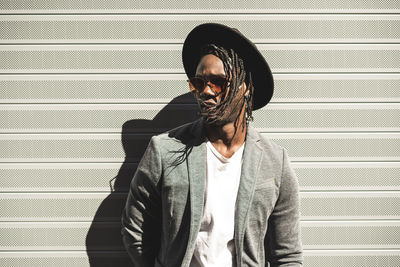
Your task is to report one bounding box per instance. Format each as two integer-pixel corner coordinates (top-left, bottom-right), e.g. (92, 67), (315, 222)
(152, 119), (202, 150)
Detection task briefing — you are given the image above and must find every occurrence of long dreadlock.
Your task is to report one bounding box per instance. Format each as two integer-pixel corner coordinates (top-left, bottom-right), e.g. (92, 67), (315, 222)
(196, 43), (254, 132)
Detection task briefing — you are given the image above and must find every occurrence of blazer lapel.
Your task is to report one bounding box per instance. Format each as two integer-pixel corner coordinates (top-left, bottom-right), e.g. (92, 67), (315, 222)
(234, 126), (263, 266)
(181, 119), (207, 267)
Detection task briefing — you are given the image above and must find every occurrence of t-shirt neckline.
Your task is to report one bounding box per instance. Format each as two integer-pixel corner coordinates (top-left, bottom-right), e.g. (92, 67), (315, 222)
(206, 139), (245, 163)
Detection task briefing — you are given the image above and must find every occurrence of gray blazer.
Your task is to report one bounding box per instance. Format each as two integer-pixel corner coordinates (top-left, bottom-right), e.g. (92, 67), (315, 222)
(121, 118), (303, 267)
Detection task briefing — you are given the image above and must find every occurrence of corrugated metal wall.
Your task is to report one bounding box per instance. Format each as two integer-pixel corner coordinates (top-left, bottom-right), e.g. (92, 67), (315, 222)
(1, 1), (399, 266)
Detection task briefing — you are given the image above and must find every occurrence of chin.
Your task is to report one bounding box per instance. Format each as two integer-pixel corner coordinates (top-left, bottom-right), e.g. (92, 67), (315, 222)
(202, 115), (233, 127)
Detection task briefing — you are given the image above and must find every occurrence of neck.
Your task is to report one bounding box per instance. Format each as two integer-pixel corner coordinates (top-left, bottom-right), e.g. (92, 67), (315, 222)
(207, 120), (246, 141)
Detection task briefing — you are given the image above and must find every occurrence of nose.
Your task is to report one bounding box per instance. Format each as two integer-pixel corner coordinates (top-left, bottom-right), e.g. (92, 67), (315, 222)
(202, 82), (217, 96)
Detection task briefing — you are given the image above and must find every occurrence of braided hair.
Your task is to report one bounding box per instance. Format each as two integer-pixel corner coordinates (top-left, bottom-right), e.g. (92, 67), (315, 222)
(196, 43), (254, 131)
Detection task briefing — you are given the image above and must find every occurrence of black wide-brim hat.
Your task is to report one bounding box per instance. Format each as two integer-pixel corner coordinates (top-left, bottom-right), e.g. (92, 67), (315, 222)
(182, 23), (274, 110)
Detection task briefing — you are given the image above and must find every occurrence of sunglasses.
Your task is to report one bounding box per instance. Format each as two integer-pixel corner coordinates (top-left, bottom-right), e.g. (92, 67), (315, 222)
(187, 75), (229, 94)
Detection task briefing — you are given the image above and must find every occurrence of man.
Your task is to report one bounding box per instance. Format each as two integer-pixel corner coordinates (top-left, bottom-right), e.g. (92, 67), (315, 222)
(121, 23), (303, 267)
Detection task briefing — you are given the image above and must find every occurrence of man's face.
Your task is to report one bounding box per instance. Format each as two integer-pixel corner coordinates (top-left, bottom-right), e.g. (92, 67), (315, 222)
(192, 54), (247, 126)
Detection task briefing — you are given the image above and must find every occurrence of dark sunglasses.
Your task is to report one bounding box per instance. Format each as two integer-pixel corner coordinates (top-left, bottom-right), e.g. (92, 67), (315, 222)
(187, 75), (228, 94)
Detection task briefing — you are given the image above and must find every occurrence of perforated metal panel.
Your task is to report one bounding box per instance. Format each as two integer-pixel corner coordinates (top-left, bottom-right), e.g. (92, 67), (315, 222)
(0, 251), (399, 267)
(0, 193), (126, 221)
(0, 133), (399, 162)
(1, 163), (399, 192)
(0, 0), (399, 13)
(294, 162), (400, 191)
(1, 45), (399, 73)
(1, 15), (399, 43)
(301, 221), (400, 249)
(0, 74), (194, 103)
(264, 133), (400, 161)
(273, 74), (400, 102)
(1, 74), (399, 103)
(300, 192), (400, 219)
(0, 222), (120, 250)
(0, 163), (133, 192)
(0, 222), (399, 250)
(0, 103), (398, 132)
(0, 192), (398, 221)
(303, 250), (400, 267)
(0, 252), (131, 267)
(0, 134), (147, 162)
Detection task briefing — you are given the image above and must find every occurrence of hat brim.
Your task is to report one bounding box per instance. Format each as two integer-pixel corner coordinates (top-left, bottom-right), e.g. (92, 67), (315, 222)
(182, 23), (273, 110)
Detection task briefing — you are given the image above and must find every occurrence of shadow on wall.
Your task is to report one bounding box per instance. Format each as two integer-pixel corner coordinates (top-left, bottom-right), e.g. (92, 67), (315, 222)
(85, 92), (199, 266)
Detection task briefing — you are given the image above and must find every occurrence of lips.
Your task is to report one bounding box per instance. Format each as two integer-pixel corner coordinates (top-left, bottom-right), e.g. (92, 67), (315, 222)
(197, 99), (215, 115)
(197, 94), (217, 106)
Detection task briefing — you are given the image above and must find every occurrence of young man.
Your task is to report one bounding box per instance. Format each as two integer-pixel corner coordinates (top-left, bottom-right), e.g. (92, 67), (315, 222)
(121, 23), (303, 267)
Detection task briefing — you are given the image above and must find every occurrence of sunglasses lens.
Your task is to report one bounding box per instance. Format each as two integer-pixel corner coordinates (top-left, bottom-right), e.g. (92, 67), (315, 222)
(209, 77), (226, 90)
(188, 76), (227, 94)
(191, 77), (206, 90)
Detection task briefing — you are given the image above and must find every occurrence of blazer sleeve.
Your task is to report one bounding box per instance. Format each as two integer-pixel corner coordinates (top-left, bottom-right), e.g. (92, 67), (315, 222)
(264, 147), (303, 266)
(121, 136), (163, 267)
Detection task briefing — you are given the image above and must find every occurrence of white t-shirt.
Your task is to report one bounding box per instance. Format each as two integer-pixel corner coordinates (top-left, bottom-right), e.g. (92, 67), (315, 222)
(190, 140), (245, 267)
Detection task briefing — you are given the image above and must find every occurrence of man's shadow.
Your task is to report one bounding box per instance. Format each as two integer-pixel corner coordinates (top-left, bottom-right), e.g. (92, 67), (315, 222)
(85, 92), (199, 266)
